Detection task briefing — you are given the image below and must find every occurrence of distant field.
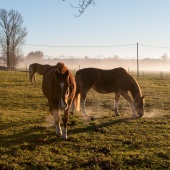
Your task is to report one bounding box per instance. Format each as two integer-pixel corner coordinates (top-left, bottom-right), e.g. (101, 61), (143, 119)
(0, 71), (170, 169)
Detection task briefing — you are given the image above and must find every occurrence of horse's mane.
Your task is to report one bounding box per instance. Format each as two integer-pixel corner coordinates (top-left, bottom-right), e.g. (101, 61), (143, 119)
(129, 75), (142, 100)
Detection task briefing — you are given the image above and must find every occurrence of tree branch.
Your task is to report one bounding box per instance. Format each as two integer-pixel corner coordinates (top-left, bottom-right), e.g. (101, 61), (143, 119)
(70, 0), (95, 17)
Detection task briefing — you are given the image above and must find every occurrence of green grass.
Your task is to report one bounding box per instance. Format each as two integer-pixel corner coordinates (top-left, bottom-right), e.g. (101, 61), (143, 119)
(0, 71), (170, 169)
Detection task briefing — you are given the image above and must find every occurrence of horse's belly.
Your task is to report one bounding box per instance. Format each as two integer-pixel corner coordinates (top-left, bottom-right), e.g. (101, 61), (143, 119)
(92, 84), (114, 94)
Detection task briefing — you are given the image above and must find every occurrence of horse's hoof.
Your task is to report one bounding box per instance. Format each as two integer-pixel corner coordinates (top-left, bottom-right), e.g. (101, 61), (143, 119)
(62, 133), (68, 140)
(56, 129), (62, 137)
(116, 114), (120, 117)
(115, 112), (120, 116)
(138, 113), (144, 118)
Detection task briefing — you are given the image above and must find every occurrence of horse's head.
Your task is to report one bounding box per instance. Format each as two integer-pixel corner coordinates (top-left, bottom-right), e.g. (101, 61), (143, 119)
(55, 69), (70, 110)
(134, 95), (145, 117)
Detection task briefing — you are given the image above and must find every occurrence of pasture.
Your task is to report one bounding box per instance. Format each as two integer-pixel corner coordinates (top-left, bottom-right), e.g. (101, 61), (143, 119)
(0, 71), (170, 169)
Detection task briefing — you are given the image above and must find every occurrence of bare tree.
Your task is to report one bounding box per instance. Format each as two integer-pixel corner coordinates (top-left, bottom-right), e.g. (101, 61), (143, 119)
(0, 9), (27, 69)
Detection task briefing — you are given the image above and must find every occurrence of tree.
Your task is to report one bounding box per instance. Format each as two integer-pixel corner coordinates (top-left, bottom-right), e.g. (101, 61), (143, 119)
(0, 9), (27, 69)
(25, 51), (44, 63)
(160, 53), (169, 61)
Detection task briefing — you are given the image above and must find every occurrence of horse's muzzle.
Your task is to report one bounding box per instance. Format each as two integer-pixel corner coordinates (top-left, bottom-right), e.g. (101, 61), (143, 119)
(138, 110), (144, 118)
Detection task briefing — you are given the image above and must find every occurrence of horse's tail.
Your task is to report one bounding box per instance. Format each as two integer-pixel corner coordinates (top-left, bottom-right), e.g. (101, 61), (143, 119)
(75, 93), (80, 111)
(74, 71), (81, 111)
(70, 93), (80, 114)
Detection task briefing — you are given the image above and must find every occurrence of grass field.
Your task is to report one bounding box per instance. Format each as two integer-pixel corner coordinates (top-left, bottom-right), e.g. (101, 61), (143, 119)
(0, 71), (170, 170)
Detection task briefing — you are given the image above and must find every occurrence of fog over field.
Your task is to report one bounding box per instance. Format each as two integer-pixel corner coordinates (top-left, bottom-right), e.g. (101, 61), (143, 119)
(19, 57), (170, 73)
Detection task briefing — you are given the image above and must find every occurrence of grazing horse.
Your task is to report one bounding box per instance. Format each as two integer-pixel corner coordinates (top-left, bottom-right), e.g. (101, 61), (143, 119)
(29, 63), (51, 83)
(72, 67), (144, 118)
(42, 62), (76, 139)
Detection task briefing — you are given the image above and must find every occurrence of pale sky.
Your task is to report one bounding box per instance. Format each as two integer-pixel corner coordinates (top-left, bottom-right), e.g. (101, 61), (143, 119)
(1, 0), (170, 59)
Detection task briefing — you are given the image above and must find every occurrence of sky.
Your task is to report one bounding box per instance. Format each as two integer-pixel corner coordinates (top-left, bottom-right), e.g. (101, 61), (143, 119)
(1, 0), (170, 59)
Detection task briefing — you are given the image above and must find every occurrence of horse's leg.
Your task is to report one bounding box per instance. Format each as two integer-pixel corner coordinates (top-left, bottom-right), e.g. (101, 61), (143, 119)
(120, 91), (136, 117)
(33, 75), (35, 83)
(29, 71), (33, 83)
(62, 109), (69, 139)
(81, 89), (91, 118)
(52, 109), (62, 137)
(33, 74), (38, 83)
(114, 92), (121, 116)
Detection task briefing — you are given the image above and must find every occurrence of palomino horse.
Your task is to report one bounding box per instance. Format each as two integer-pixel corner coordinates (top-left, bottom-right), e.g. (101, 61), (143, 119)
(72, 67), (144, 118)
(42, 62), (76, 139)
(29, 63), (51, 83)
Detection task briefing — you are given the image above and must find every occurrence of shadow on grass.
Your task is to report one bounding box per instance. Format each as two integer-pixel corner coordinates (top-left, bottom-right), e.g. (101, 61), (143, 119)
(1, 116), (138, 153)
(69, 116), (137, 134)
(0, 124), (57, 150)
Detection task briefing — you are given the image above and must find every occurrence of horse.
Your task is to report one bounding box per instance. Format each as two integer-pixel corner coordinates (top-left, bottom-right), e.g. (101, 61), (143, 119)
(29, 63), (51, 83)
(42, 62), (76, 139)
(72, 67), (144, 118)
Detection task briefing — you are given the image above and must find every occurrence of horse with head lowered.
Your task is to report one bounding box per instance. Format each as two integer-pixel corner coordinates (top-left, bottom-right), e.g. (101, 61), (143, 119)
(72, 67), (144, 118)
(42, 62), (76, 139)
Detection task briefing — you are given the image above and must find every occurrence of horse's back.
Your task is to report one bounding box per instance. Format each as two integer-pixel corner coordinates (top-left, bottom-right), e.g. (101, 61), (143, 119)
(76, 67), (129, 83)
(76, 67), (127, 76)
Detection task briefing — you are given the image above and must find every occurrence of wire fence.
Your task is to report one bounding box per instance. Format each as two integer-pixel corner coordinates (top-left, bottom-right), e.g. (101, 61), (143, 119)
(6, 66), (170, 80)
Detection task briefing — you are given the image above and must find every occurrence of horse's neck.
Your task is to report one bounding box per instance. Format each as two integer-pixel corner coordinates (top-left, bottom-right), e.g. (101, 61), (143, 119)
(130, 79), (142, 101)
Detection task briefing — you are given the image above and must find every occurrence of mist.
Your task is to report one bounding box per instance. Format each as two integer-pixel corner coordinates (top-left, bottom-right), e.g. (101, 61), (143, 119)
(18, 57), (170, 73)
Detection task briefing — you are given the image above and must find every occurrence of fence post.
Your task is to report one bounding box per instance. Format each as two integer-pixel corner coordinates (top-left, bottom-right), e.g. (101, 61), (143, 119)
(137, 42), (139, 77)
(160, 71), (163, 79)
